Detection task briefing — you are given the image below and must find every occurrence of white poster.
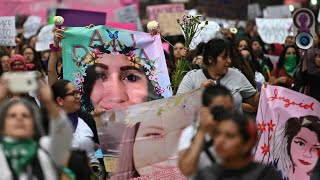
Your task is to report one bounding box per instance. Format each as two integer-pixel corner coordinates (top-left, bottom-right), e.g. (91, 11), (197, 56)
(248, 3), (262, 19)
(0, 16), (16, 46)
(115, 4), (142, 31)
(263, 5), (291, 18)
(256, 18), (293, 44)
(35, 24), (54, 52)
(189, 21), (221, 50)
(23, 15), (41, 39)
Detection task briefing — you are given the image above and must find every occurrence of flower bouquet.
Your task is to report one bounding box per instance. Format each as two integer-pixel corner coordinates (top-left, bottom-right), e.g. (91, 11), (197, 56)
(171, 15), (208, 93)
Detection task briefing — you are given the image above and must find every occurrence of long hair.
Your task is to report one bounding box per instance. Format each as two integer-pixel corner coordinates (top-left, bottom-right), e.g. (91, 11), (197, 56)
(21, 46), (45, 73)
(110, 124), (140, 180)
(0, 99), (44, 140)
(277, 45), (301, 70)
(274, 115), (320, 179)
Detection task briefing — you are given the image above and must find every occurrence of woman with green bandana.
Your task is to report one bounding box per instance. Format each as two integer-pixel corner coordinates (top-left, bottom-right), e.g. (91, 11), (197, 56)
(269, 45), (300, 88)
(0, 78), (73, 180)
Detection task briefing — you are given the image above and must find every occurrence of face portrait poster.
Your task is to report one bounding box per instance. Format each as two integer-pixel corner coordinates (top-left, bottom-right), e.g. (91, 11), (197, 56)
(254, 85), (320, 180)
(61, 25), (172, 113)
(96, 89), (202, 179)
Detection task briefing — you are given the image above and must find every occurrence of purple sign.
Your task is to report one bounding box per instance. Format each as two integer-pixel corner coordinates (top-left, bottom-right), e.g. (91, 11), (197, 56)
(55, 8), (107, 27)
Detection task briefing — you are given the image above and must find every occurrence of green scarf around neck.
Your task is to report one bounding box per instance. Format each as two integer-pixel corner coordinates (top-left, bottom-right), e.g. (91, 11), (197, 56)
(1, 137), (37, 176)
(284, 55), (297, 77)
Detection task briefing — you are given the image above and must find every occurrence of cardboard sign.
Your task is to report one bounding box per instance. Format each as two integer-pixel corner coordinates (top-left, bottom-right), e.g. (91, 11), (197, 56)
(254, 85), (320, 180)
(256, 18), (293, 44)
(114, 4), (142, 31)
(35, 24), (54, 51)
(0, 16), (16, 46)
(55, 8), (107, 27)
(146, 4), (185, 21)
(158, 12), (185, 36)
(23, 15), (41, 39)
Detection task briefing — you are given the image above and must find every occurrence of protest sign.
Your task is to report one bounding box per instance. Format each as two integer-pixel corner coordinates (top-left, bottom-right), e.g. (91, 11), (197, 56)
(107, 22), (137, 31)
(0, 0), (55, 24)
(35, 24), (54, 52)
(256, 18), (293, 44)
(55, 9), (106, 27)
(189, 21), (221, 50)
(263, 5), (291, 18)
(0, 16), (16, 46)
(115, 4), (142, 31)
(158, 12), (185, 36)
(254, 85), (320, 180)
(247, 3), (262, 19)
(146, 4), (185, 21)
(61, 25), (172, 113)
(58, 0), (139, 22)
(97, 89), (202, 178)
(23, 15), (41, 39)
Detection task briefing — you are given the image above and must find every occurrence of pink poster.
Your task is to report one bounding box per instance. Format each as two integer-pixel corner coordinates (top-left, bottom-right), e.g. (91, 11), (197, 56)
(107, 22), (137, 31)
(59, 0), (139, 22)
(146, 4), (185, 21)
(0, 0), (56, 24)
(254, 85), (320, 180)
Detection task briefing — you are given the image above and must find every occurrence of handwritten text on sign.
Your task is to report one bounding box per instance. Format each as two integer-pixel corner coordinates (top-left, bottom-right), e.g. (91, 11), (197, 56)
(146, 4), (185, 21)
(0, 16), (16, 46)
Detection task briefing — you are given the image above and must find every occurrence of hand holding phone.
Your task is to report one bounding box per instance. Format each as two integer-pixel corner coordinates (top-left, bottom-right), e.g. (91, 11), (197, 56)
(2, 71), (39, 93)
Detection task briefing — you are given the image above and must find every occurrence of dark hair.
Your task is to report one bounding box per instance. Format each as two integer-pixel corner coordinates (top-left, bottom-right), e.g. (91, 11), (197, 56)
(285, 115), (320, 173)
(81, 64), (162, 112)
(51, 79), (72, 101)
(0, 99), (43, 140)
(21, 46), (45, 73)
(202, 85), (233, 107)
(237, 37), (252, 51)
(211, 110), (257, 145)
(240, 47), (258, 73)
(277, 45), (300, 69)
(196, 38), (231, 66)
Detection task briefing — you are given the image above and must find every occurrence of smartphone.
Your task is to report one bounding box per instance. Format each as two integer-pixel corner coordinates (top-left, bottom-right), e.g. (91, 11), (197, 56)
(3, 71), (39, 93)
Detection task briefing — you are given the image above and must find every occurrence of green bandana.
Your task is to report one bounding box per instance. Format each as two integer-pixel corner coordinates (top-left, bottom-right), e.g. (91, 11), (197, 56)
(284, 55), (297, 77)
(1, 137), (37, 176)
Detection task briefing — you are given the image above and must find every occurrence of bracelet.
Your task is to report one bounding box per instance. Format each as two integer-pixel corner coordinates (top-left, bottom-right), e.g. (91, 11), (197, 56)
(49, 43), (62, 52)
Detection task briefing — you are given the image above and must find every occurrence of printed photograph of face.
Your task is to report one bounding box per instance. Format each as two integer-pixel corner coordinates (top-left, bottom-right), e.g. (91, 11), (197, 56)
(82, 53), (162, 112)
(274, 115), (320, 180)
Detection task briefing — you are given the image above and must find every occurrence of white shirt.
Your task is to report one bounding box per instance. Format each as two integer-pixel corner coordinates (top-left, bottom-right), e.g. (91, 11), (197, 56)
(72, 117), (98, 163)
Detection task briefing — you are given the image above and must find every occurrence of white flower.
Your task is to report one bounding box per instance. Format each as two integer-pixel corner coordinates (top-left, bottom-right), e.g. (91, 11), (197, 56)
(53, 16), (64, 25)
(147, 21), (159, 31)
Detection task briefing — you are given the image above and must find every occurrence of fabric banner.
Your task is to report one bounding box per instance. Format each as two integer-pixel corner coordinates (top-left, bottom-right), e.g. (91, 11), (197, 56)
(96, 89), (202, 179)
(55, 8), (106, 27)
(146, 4), (185, 21)
(107, 22), (137, 31)
(61, 25), (172, 113)
(256, 18), (293, 44)
(0, 16), (16, 46)
(254, 85), (320, 180)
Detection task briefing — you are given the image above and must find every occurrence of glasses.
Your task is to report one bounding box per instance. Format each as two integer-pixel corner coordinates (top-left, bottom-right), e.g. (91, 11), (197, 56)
(64, 90), (81, 98)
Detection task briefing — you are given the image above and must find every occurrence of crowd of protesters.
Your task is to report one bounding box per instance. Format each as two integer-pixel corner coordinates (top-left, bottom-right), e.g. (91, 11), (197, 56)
(0, 5), (320, 180)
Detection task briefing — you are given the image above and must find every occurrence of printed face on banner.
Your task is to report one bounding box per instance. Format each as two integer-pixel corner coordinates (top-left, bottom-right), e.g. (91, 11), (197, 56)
(62, 26), (172, 113)
(254, 85), (320, 180)
(98, 90), (202, 179)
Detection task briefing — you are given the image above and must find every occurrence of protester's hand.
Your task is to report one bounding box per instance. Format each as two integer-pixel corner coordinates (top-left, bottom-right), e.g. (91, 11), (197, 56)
(85, 24), (95, 28)
(93, 108), (106, 117)
(94, 143), (100, 151)
(276, 76), (287, 84)
(38, 80), (54, 105)
(201, 79), (216, 88)
(53, 27), (65, 46)
(181, 48), (189, 57)
(199, 107), (216, 133)
(0, 77), (10, 101)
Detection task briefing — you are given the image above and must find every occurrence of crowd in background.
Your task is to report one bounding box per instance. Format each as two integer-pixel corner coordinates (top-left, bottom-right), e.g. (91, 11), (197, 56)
(0, 3), (320, 180)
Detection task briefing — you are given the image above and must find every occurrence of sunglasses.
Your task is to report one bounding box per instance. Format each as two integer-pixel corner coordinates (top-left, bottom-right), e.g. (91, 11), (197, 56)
(64, 90), (81, 98)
